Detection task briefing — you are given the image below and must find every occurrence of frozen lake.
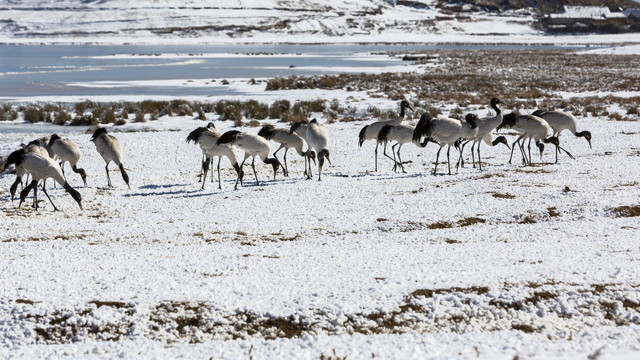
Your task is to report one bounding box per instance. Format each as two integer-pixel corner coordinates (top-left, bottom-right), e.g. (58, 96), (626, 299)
(0, 44), (587, 100)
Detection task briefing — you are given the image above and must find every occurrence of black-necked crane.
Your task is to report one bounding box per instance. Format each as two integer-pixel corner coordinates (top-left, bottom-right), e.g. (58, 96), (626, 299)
(376, 124), (425, 173)
(532, 109), (590, 162)
(8, 139), (55, 201)
(90, 128), (130, 189)
(412, 113), (479, 175)
(306, 119), (331, 181)
(497, 113), (560, 166)
(194, 122), (216, 182)
(358, 100), (413, 171)
(4, 148), (82, 211)
(186, 123), (243, 190)
(458, 98), (510, 170)
(216, 130), (281, 190)
(289, 121), (316, 179)
(48, 134), (87, 186)
(258, 124), (309, 177)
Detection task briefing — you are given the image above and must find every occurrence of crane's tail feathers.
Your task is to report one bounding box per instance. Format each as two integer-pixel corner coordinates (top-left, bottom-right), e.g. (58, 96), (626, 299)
(216, 130), (242, 146)
(358, 125), (369, 147)
(289, 121), (304, 135)
(186, 127), (208, 144)
(258, 125), (275, 140)
(497, 112), (517, 132)
(377, 125), (393, 144)
(412, 113), (432, 143)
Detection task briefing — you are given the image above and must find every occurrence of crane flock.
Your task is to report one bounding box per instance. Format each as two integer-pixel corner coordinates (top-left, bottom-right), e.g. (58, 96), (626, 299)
(1, 98), (593, 212)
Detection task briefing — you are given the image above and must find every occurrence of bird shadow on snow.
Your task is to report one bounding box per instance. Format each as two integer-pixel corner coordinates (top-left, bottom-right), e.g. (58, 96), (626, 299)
(337, 170), (428, 182)
(123, 183), (194, 198)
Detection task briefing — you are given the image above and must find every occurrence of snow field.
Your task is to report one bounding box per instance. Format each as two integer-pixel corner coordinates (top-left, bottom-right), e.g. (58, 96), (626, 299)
(1, 113), (640, 358)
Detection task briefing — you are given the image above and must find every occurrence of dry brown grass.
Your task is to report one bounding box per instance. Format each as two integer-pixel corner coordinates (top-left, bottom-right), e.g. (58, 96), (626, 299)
(611, 205), (640, 217)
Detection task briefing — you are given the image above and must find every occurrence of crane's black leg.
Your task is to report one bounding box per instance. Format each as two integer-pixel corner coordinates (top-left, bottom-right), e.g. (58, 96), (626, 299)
(434, 147), (442, 175)
(509, 138), (521, 164)
(374, 141), (379, 172)
(105, 162), (112, 187)
(396, 144), (406, 173)
(477, 142), (482, 171)
(42, 186), (59, 211)
(217, 157), (222, 190)
(391, 143), (399, 172)
(382, 142), (396, 170)
(283, 148), (289, 177)
(234, 158), (247, 190)
(251, 158), (259, 186)
(447, 145), (452, 175)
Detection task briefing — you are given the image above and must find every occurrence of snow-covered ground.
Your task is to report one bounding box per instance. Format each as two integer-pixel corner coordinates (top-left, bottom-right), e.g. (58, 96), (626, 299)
(1, 105), (640, 358)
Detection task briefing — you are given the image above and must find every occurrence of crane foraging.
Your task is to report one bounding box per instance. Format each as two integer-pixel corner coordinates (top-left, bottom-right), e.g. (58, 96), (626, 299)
(4, 148), (82, 211)
(413, 113), (479, 175)
(216, 130), (281, 190)
(48, 134), (87, 186)
(186, 123), (243, 190)
(532, 109), (590, 162)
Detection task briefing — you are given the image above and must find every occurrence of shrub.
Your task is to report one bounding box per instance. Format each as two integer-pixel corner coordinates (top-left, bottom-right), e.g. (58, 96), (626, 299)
(121, 109), (129, 119)
(24, 104), (46, 123)
(177, 104), (193, 116)
(101, 109), (116, 124)
(134, 110), (146, 123)
(244, 100), (268, 120)
(197, 107), (207, 120)
(269, 100), (291, 119)
(70, 114), (97, 126)
(53, 110), (72, 125)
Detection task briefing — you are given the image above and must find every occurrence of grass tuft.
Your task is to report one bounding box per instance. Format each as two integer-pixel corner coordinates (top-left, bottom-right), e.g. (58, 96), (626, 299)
(612, 205), (640, 217)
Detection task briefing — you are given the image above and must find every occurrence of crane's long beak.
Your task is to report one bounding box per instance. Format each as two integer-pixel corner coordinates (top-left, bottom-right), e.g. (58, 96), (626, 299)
(326, 155), (331, 166)
(587, 138), (592, 149)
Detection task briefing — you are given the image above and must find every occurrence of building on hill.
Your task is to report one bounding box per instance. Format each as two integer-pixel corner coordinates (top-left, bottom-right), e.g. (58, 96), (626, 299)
(544, 6), (628, 27)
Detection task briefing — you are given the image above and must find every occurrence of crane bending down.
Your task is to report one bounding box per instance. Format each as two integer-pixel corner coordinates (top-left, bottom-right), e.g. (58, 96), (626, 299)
(216, 131), (281, 190)
(91, 128), (130, 189)
(8, 140), (53, 201)
(48, 134), (87, 186)
(412, 113), (479, 175)
(532, 109), (589, 162)
(5, 148), (82, 211)
(358, 100), (413, 171)
(258, 124), (310, 177)
(289, 121), (317, 179)
(306, 119), (331, 181)
(497, 113), (560, 166)
(186, 124), (243, 190)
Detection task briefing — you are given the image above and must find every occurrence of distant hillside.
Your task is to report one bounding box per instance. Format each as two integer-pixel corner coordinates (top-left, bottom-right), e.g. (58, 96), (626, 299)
(438, 0), (639, 13)
(0, 0), (637, 44)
